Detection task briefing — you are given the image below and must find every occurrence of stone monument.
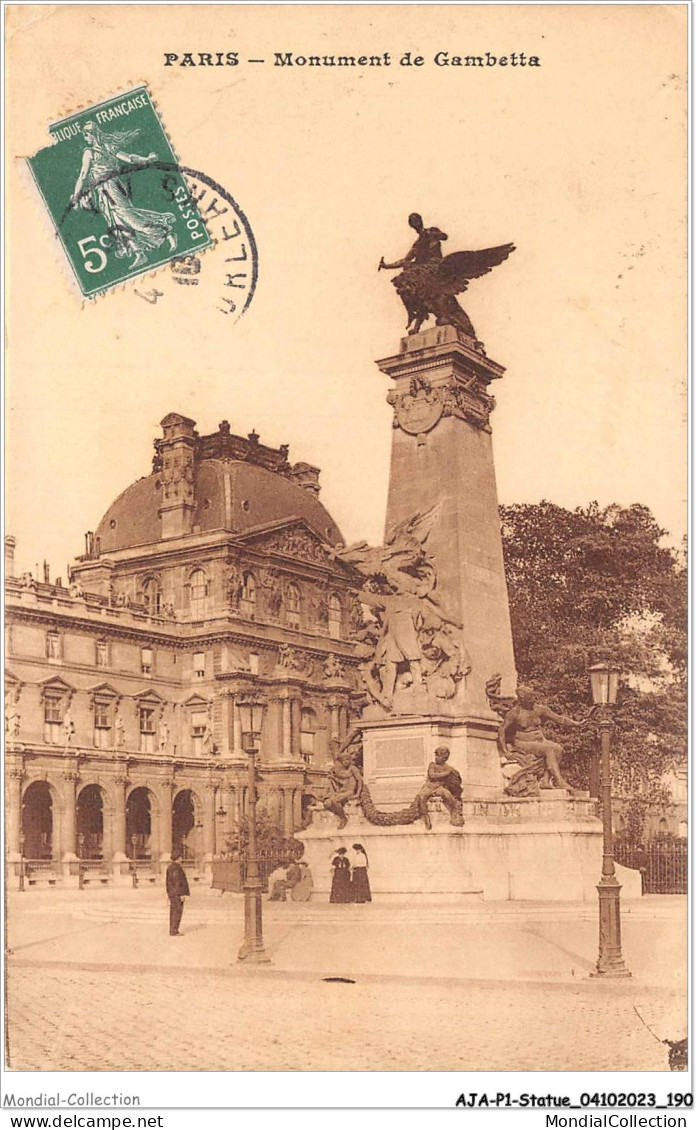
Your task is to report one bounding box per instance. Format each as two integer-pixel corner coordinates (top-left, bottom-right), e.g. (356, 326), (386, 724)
(299, 216), (640, 902)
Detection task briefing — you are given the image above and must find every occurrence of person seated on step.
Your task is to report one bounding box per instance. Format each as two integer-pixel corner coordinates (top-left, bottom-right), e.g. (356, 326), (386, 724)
(290, 860), (314, 902)
(268, 859), (302, 902)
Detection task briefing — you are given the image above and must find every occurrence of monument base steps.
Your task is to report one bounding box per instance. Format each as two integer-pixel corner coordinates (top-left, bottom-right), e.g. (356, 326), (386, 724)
(299, 804), (642, 903)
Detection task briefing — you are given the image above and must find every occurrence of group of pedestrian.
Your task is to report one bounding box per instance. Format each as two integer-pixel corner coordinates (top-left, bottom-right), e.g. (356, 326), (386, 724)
(166, 841), (373, 935)
(330, 843), (371, 904)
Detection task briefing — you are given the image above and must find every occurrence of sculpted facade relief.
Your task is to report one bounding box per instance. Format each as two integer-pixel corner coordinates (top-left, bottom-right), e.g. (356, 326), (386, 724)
(388, 374), (496, 437)
(276, 644), (314, 678)
(258, 567), (283, 621)
(323, 653), (346, 681)
(264, 528), (332, 566)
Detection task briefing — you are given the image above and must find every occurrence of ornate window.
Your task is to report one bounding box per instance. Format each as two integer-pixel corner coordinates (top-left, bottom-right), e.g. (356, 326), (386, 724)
(191, 710), (208, 756)
(285, 583), (301, 629)
(240, 572), (256, 620)
(139, 706), (156, 753)
(189, 570), (208, 617)
(95, 639), (109, 668)
(93, 698), (113, 749)
(328, 594), (342, 640)
(141, 647), (154, 676)
(193, 652), (206, 679)
(142, 577), (163, 616)
(46, 631), (61, 660)
(44, 693), (64, 743)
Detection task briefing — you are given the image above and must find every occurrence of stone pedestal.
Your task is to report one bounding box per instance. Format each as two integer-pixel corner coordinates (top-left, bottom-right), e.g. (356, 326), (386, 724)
(377, 325), (517, 710)
(360, 713), (502, 805)
(300, 807), (483, 904)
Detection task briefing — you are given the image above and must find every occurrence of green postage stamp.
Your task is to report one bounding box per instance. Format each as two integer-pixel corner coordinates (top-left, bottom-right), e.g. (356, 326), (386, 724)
(28, 86), (211, 297)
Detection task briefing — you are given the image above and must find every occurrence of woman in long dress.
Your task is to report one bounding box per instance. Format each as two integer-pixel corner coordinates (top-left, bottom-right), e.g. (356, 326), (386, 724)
(329, 847), (352, 904)
(71, 121), (177, 269)
(351, 843), (371, 904)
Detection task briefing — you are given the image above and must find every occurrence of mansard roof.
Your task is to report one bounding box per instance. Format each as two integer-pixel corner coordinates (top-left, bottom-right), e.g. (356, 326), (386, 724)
(92, 418), (343, 555)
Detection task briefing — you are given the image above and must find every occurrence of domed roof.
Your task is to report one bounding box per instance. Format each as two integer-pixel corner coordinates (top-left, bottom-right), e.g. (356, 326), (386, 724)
(94, 458), (344, 553)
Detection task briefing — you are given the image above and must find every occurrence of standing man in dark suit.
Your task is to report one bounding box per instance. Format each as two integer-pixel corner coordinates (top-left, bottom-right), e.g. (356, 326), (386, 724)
(166, 849), (190, 935)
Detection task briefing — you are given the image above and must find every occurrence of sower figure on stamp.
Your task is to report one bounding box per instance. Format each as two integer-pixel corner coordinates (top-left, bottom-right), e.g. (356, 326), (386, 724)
(166, 848), (190, 936)
(70, 121), (177, 270)
(497, 685), (590, 793)
(417, 746), (464, 830)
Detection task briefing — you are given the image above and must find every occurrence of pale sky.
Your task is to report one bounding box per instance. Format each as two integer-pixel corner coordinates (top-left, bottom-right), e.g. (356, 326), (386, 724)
(6, 4), (687, 578)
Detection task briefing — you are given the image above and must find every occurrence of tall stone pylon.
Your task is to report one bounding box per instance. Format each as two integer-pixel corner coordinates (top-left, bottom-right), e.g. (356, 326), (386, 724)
(376, 325), (517, 711)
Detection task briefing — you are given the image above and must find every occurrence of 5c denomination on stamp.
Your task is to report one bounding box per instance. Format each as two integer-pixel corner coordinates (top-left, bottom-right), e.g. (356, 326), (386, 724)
(27, 86), (212, 297)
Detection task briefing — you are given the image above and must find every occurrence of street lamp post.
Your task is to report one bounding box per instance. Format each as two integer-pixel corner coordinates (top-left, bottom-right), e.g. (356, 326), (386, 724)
(131, 833), (139, 888)
(237, 695), (271, 965)
(589, 661), (631, 979)
(18, 834), (25, 894)
(78, 833), (85, 891)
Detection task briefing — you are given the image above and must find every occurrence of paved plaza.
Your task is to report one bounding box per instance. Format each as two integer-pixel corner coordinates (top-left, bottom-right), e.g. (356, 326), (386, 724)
(5, 889), (687, 1073)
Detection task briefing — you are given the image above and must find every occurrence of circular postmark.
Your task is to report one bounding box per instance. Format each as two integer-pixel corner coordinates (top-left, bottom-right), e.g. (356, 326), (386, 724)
(58, 161), (258, 322)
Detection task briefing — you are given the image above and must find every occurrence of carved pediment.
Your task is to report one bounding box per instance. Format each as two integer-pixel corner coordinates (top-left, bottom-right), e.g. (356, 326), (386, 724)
(183, 693), (210, 708)
(88, 682), (120, 698)
(133, 689), (165, 705)
(241, 520), (334, 567)
(40, 675), (74, 695)
(39, 675), (75, 705)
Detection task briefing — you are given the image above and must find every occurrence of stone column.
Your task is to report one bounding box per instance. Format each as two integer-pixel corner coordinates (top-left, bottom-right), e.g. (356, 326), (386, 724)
(232, 697), (242, 758)
(282, 788), (294, 837)
(112, 775), (128, 859)
(329, 699), (340, 742)
(203, 782), (217, 859)
(61, 771), (79, 860)
(225, 786), (237, 841)
(290, 697), (301, 759)
(292, 787), (303, 830)
(159, 780), (174, 861)
(6, 768), (24, 860)
(5, 534), (16, 578)
(342, 704), (351, 742)
(281, 698), (292, 760)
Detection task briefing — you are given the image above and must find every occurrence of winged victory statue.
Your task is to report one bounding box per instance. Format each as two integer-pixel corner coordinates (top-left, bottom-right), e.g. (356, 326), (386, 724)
(379, 213), (515, 341)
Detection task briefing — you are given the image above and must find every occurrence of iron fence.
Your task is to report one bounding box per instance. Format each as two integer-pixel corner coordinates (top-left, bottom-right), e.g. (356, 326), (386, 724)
(241, 846), (292, 890)
(614, 838), (688, 894)
(24, 859), (59, 875)
(212, 845), (297, 893)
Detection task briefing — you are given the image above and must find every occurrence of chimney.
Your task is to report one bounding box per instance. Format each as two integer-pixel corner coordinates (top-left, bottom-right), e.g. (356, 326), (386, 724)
(5, 535), (16, 577)
(289, 462), (321, 496)
(157, 413), (198, 539)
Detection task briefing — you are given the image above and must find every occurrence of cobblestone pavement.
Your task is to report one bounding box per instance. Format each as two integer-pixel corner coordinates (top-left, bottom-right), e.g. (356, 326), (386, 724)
(6, 964), (680, 1072)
